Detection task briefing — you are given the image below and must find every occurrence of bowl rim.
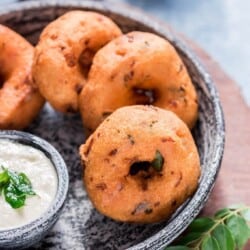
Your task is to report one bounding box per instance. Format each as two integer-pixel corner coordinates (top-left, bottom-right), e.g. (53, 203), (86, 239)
(0, 130), (69, 243)
(0, 1), (225, 249)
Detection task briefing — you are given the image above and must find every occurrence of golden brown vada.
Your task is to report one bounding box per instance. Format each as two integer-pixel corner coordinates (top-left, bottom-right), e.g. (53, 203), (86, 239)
(0, 25), (44, 130)
(79, 31), (198, 133)
(32, 10), (122, 113)
(80, 105), (200, 223)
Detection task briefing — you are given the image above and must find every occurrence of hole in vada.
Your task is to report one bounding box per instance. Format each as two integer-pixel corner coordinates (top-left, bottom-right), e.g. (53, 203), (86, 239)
(130, 161), (151, 176)
(129, 153), (164, 191)
(133, 88), (156, 104)
(129, 151), (164, 176)
(0, 73), (4, 88)
(79, 48), (96, 78)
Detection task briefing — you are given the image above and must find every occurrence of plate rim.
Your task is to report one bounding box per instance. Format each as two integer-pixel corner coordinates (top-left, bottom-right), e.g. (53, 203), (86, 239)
(0, 1), (225, 249)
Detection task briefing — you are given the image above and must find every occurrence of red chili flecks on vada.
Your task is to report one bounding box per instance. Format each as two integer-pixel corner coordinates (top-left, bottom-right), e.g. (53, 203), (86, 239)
(80, 105), (200, 223)
(79, 31), (198, 133)
(32, 10), (122, 113)
(0, 25), (44, 130)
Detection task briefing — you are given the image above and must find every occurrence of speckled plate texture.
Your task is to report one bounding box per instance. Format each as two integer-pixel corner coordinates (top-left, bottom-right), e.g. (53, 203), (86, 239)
(0, 1), (225, 249)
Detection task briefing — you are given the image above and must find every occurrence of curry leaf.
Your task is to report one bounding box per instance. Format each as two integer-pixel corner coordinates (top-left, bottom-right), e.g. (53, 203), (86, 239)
(201, 236), (220, 250)
(212, 224), (235, 250)
(177, 232), (202, 246)
(0, 166), (35, 209)
(151, 150), (164, 171)
(4, 182), (26, 209)
(166, 204), (250, 250)
(0, 169), (9, 194)
(226, 214), (250, 249)
(16, 173), (36, 195)
(189, 218), (215, 233)
(214, 208), (231, 219)
(0, 170), (8, 184)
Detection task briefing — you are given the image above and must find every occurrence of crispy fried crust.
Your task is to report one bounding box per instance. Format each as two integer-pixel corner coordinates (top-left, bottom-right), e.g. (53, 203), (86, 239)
(0, 25), (44, 130)
(32, 11), (122, 113)
(80, 105), (200, 223)
(80, 31), (198, 132)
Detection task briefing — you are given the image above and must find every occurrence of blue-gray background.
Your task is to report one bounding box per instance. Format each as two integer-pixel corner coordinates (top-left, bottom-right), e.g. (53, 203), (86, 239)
(1, 0), (250, 105)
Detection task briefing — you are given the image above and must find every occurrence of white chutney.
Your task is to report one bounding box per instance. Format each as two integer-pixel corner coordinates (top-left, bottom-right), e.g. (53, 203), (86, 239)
(0, 139), (58, 230)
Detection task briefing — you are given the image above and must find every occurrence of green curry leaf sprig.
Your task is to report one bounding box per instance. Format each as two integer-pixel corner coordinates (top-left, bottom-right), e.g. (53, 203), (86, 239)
(0, 166), (36, 209)
(165, 205), (250, 250)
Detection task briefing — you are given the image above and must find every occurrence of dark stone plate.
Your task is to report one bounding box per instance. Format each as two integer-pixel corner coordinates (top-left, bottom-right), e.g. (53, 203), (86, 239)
(0, 1), (225, 249)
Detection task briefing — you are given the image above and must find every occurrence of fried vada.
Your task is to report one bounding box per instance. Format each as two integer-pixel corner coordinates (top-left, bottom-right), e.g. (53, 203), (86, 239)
(79, 32), (198, 133)
(32, 10), (122, 113)
(0, 24), (44, 130)
(80, 105), (200, 223)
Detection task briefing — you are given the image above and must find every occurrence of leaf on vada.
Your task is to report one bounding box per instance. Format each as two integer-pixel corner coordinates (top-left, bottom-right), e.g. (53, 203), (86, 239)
(151, 150), (164, 171)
